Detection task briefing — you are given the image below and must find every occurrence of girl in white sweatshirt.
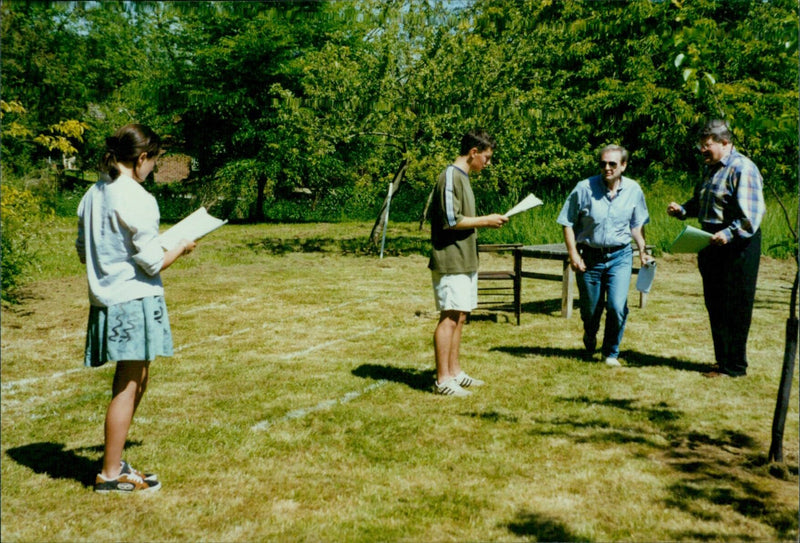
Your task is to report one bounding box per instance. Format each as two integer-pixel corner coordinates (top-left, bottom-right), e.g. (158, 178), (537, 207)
(76, 124), (195, 493)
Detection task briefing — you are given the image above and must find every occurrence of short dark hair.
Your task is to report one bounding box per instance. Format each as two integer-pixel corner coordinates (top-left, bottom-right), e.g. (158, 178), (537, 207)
(599, 144), (629, 164)
(102, 123), (162, 180)
(698, 119), (733, 144)
(460, 129), (496, 156)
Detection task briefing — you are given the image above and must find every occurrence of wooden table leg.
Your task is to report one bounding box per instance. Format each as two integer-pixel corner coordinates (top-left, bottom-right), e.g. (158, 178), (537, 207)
(561, 259), (574, 318)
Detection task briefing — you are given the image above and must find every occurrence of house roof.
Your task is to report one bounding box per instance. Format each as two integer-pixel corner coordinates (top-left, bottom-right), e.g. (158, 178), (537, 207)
(155, 154), (192, 184)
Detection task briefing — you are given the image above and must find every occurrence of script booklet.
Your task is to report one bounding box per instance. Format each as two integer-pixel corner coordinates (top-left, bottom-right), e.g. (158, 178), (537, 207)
(159, 207), (227, 251)
(668, 224), (713, 254)
(504, 193), (543, 218)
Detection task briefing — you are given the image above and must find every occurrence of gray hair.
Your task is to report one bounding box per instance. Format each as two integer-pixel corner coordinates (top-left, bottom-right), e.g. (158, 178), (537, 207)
(698, 119), (733, 144)
(599, 144), (629, 164)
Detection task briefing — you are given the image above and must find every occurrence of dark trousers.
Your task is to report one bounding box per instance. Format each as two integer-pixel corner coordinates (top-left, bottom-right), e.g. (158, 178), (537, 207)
(697, 230), (761, 376)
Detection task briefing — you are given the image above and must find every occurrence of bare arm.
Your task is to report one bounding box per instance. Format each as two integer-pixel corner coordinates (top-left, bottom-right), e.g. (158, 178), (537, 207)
(630, 226), (654, 266)
(160, 239), (196, 271)
(562, 225), (585, 272)
(450, 213), (508, 230)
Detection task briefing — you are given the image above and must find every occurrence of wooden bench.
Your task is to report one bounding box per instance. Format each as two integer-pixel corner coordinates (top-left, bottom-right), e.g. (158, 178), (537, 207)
(519, 243), (654, 318)
(476, 244), (523, 325)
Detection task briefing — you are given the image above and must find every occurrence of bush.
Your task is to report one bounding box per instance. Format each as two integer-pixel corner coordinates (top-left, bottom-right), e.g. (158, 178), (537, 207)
(1, 183), (54, 303)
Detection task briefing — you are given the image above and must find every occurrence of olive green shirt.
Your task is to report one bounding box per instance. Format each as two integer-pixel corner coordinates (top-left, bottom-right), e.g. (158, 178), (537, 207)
(428, 165), (479, 274)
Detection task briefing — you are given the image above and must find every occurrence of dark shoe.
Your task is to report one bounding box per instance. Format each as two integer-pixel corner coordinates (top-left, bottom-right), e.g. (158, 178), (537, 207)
(583, 333), (597, 353)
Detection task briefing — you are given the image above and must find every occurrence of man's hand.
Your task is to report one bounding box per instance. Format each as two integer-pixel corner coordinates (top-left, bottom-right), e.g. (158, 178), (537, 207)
(569, 253), (586, 272)
(640, 252), (655, 267)
(710, 230), (729, 246)
(666, 202), (683, 218)
(483, 214), (509, 229)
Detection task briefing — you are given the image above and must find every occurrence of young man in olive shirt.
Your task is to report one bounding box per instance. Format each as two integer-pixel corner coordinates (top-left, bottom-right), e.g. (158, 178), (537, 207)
(429, 130), (508, 396)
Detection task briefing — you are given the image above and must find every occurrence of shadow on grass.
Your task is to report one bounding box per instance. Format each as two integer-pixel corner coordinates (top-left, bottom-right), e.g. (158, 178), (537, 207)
(490, 344), (710, 373)
(352, 363), (435, 392)
(471, 299), (573, 322)
(527, 396), (684, 448)
(509, 394), (798, 540)
(522, 298), (565, 315)
(5, 440), (142, 488)
(506, 511), (590, 542)
(664, 430), (799, 540)
(246, 236), (428, 257)
(490, 344), (588, 361)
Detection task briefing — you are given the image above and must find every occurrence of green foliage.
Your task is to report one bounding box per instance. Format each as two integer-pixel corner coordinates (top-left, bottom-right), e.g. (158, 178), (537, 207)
(0, 180), (55, 303)
(1, 0), (796, 251)
(32, 119), (89, 156)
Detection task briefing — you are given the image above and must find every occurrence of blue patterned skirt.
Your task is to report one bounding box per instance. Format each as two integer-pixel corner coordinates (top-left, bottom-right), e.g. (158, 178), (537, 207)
(84, 295), (174, 367)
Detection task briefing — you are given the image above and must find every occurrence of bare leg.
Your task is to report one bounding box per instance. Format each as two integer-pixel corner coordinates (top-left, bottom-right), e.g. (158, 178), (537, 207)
(101, 360), (149, 479)
(434, 311), (467, 383)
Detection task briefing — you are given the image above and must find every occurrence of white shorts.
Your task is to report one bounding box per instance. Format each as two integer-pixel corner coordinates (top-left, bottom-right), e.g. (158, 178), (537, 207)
(431, 271), (478, 313)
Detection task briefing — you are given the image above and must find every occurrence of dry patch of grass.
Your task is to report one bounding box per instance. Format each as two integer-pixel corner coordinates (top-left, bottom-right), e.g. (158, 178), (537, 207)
(1, 220), (797, 542)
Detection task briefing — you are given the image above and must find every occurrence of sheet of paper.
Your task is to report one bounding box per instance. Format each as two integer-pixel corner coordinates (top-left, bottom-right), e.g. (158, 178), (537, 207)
(636, 261), (656, 293)
(159, 207), (227, 251)
(668, 225), (713, 253)
(504, 193), (543, 218)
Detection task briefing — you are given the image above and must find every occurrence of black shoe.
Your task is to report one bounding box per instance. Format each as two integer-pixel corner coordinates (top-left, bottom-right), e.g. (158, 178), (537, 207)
(582, 333), (597, 360)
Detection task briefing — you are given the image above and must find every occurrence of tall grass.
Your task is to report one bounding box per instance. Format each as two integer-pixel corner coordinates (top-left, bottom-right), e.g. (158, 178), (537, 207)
(480, 183), (798, 259)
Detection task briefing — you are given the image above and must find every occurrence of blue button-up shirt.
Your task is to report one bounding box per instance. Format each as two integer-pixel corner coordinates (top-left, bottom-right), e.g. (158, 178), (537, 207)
(678, 147), (765, 240)
(557, 175), (650, 248)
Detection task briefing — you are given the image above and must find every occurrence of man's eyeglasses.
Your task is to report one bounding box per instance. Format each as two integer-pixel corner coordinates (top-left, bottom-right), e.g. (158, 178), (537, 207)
(599, 161), (618, 169)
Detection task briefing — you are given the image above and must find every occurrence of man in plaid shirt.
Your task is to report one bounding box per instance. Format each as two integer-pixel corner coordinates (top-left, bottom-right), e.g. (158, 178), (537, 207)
(668, 119), (766, 378)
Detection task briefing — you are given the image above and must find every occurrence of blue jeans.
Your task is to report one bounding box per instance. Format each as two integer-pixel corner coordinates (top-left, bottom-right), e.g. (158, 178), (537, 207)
(576, 246), (633, 359)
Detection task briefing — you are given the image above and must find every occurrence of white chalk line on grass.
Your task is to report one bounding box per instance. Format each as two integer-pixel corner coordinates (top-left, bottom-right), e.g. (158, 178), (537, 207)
(180, 296), (261, 315)
(2, 368), (84, 392)
(4, 295), (377, 351)
(251, 380), (389, 432)
(3, 296), (385, 390)
(278, 326), (383, 360)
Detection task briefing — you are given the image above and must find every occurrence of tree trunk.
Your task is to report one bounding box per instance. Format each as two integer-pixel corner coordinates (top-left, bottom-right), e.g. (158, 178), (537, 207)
(769, 270), (799, 463)
(419, 187), (434, 230)
(369, 157), (409, 246)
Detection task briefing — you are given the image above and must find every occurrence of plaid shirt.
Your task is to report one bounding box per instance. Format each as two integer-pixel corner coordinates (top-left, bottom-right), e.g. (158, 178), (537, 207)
(680, 147), (766, 241)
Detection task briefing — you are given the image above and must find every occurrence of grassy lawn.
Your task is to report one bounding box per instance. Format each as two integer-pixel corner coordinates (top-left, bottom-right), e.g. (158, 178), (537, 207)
(1, 219), (798, 542)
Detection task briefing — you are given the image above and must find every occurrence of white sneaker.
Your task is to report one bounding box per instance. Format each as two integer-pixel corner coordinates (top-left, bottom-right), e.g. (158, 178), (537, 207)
(434, 378), (472, 397)
(605, 357), (621, 367)
(455, 371), (485, 388)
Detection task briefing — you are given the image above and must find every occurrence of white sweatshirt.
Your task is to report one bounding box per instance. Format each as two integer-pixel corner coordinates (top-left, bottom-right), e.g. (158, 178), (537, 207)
(76, 174), (165, 307)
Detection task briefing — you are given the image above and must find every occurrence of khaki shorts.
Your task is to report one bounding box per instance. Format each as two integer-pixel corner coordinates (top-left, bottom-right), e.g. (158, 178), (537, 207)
(431, 271), (478, 312)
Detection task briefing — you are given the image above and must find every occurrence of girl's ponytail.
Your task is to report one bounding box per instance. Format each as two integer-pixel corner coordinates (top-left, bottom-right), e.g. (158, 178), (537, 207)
(101, 125), (161, 180)
(102, 136), (122, 179)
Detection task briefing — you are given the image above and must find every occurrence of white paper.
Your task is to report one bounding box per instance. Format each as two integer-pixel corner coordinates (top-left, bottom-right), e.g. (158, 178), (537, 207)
(636, 261), (656, 293)
(159, 207), (227, 251)
(504, 193), (543, 218)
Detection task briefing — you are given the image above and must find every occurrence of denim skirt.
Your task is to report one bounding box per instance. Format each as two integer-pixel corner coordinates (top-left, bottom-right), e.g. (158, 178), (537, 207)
(84, 295), (174, 367)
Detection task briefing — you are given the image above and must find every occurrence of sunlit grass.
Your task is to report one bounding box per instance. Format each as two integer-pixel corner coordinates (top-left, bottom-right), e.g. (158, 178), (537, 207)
(1, 221), (797, 542)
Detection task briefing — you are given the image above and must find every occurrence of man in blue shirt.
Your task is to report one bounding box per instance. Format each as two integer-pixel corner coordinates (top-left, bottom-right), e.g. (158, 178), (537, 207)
(558, 145), (653, 366)
(667, 120), (766, 378)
